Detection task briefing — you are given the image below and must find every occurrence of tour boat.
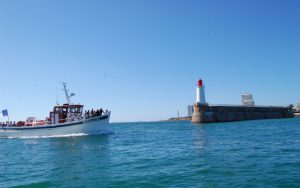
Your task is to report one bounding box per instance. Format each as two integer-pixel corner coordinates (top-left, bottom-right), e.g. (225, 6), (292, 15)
(0, 83), (111, 138)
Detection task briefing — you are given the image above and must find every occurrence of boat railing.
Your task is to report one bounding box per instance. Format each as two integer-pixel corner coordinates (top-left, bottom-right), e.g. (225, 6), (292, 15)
(84, 109), (109, 119)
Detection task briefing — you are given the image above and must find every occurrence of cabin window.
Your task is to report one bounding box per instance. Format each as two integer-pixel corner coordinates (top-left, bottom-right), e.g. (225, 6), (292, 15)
(55, 108), (63, 113)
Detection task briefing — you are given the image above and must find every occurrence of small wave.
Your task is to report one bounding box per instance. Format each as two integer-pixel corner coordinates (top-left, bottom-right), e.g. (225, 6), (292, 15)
(95, 129), (115, 135)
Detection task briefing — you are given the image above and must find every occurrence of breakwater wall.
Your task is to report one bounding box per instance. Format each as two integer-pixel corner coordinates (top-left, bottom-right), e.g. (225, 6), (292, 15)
(192, 104), (294, 123)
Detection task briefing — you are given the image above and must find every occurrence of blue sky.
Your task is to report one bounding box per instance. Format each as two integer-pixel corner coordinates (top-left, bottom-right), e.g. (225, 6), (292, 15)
(0, 0), (299, 122)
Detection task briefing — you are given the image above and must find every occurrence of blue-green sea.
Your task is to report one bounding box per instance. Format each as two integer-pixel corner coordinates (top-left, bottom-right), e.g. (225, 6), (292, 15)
(1, 118), (300, 187)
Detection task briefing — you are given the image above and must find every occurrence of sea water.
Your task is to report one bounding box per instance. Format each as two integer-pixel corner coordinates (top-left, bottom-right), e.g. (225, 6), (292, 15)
(1, 118), (300, 187)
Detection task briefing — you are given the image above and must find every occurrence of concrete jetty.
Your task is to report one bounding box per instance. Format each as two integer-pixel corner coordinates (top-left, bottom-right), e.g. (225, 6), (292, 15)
(192, 103), (294, 124)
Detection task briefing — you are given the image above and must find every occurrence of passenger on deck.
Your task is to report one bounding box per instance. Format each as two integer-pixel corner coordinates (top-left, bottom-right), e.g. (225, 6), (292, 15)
(99, 108), (104, 116)
(84, 110), (87, 119)
(87, 110), (90, 118)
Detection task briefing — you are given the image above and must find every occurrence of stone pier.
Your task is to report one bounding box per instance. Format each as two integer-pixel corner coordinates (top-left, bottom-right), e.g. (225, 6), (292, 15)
(192, 103), (294, 124)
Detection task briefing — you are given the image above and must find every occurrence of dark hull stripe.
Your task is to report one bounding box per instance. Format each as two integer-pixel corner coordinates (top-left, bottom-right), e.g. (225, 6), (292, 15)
(0, 115), (109, 131)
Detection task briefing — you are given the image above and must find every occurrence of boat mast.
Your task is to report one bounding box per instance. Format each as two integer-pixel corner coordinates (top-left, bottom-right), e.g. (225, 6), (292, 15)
(62, 82), (75, 104)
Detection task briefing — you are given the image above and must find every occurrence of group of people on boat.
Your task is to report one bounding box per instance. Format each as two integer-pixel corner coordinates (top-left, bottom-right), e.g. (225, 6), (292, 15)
(84, 108), (106, 119)
(1, 120), (45, 127)
(1, 121), (17, 127)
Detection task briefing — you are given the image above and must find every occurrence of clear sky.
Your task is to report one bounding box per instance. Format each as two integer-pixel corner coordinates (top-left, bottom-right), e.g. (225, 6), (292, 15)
(0, 0), (299, 122)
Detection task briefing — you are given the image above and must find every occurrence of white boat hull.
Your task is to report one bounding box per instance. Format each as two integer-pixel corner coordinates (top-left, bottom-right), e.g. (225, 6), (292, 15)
(0, 113), (111, 138)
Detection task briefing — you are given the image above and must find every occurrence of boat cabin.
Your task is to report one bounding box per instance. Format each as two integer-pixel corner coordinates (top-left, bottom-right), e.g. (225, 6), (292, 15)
(50, 104), (83, 124)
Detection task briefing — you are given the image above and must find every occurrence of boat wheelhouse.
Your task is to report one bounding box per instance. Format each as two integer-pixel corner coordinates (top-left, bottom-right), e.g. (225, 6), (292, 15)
(50, 104), (84, 124)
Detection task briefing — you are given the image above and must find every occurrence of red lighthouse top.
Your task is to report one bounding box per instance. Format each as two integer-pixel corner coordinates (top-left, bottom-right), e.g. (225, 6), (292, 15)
(197, 79), (203, 87)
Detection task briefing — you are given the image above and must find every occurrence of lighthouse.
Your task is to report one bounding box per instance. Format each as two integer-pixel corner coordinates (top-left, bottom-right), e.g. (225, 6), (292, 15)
(196, 79), (206, 104)
(192, 79), (208, 124)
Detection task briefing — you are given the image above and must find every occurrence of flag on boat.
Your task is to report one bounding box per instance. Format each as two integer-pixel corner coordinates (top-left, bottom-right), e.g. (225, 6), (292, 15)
(2, 109), (8, 117)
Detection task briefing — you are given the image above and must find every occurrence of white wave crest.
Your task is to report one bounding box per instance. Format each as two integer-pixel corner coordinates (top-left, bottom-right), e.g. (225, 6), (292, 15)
(8, 133), (88, 139)
(1, 129), (114, 139)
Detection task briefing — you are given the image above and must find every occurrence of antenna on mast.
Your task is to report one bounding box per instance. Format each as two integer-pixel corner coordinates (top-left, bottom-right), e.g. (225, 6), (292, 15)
(62, 82), (75, 104)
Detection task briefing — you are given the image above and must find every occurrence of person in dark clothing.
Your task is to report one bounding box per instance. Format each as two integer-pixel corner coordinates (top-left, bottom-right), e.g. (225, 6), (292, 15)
(99, 108), (104, 116)
(91, 109), (95, 117)
(87, 110), (90, 118)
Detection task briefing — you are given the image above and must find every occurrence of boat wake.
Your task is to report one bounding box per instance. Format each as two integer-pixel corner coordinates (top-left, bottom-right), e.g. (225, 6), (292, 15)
(2, 130), (114, 139)
(5, 133), (88, 139)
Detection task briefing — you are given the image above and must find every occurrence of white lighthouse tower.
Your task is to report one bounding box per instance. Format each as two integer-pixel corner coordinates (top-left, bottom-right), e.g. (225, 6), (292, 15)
(196, 79), (206, 104)
(192, 79), (207, 124)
